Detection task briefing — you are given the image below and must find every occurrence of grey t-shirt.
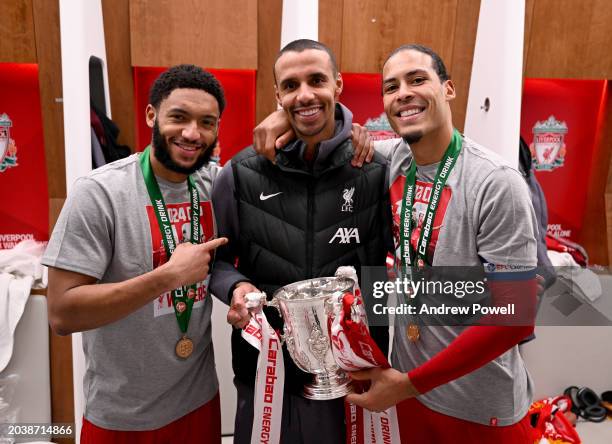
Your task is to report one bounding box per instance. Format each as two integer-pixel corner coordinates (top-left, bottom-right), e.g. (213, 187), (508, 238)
(42, 154), (220, 430)
(377, 136), (537, 426)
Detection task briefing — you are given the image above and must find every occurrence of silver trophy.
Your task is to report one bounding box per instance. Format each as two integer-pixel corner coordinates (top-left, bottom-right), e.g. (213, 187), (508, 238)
(267, 276), (355, 400)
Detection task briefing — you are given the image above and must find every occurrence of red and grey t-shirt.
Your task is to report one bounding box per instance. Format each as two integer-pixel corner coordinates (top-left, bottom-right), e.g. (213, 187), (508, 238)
(42, 155), (220, 430)
(377, 136), (538, 426)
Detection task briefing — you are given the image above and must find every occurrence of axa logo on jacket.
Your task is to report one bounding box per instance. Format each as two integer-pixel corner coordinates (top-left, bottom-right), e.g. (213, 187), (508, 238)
(329, 227), (360, 244)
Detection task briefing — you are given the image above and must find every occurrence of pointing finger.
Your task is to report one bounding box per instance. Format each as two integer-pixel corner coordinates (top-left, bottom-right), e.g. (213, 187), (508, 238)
(201, 237), (228, 251)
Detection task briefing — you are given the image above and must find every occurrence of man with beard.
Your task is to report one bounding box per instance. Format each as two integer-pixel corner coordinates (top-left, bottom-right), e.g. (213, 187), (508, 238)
(43, 64), (227, 443)
(210, 39), (390, 444)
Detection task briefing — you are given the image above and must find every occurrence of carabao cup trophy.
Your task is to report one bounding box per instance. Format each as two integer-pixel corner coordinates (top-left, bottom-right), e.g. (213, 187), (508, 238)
(268, 276), (355, 400)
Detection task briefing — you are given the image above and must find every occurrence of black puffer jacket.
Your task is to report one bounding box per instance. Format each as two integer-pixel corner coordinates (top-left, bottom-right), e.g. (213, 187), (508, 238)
(211, 104), (391, 392)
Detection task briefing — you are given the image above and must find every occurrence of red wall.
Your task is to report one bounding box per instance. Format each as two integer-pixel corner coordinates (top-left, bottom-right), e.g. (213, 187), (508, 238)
(342, 74), (609, 258)
(0, 63), (49, 248)
(521, 79), (608, 244)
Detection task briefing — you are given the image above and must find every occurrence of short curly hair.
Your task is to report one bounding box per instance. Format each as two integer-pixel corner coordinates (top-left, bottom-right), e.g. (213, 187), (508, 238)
(148, 64), (226, 115)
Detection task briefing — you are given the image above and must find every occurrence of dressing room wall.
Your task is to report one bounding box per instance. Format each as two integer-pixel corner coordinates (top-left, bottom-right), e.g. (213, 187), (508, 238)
(2, 1), (612, 442)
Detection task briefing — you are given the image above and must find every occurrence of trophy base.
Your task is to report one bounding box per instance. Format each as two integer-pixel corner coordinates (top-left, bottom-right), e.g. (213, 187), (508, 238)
(302, 371), (352, 400)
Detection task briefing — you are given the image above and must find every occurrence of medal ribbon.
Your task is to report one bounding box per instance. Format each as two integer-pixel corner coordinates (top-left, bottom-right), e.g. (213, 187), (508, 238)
(399, 129), (462, 270)
(139, 146), (200, 334)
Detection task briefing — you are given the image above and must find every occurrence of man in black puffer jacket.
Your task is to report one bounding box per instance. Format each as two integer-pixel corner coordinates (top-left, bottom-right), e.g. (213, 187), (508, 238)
(210, 39), (391, 444)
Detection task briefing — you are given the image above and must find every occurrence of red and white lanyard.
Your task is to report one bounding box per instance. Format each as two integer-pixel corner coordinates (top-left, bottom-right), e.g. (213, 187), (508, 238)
(242, 305), (284, 444)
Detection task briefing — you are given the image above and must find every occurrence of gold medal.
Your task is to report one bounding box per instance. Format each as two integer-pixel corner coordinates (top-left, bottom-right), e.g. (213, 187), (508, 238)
(175, 335), (194, 359)
(407, 324), (420, 342)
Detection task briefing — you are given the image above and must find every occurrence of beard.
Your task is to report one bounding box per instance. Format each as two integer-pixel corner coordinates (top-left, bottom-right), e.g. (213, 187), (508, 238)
(293, 123), (328, 141)
(152, 121), (216, 175)
(402, 130), (424, 146)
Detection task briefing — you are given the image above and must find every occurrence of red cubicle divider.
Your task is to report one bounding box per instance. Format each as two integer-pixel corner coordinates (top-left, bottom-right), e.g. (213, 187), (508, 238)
(0, 63), (49, 249)
(521, 79), (608, 245)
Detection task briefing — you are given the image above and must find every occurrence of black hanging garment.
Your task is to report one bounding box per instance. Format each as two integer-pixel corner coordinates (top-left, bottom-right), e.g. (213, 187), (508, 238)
(90, 103), (132, 164)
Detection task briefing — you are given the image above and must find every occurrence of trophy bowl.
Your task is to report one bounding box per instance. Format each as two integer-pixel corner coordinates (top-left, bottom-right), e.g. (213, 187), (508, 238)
(269, 276), (354, 400)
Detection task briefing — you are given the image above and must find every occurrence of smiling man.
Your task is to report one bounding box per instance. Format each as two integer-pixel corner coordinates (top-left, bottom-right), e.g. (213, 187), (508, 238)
(43, 65), (227, 443)
(248, 44), (540, 443)
(210, 39), (390, 444)
(273, 45), (339, 161)
(346, 45), (539, 443)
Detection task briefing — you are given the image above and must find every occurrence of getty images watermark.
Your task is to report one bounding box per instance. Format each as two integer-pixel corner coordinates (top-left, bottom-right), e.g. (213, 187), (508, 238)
(359, 266), (612, 327)
(370, 276), (515, 316)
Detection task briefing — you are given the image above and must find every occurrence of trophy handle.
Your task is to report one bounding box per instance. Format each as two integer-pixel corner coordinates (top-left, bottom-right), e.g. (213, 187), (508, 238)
(265, 297), (286, 344)
(324, 298), (337, 317)
(267, 296), (281, 313)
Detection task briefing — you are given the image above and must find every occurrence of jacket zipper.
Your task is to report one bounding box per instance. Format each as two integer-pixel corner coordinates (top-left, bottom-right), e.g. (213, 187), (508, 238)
(306, 175), (314, 278)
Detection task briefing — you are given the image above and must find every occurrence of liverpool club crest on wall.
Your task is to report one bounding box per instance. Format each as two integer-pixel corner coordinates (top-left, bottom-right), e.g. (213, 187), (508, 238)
(364, 113), (398, 141)
(530, 116), (568, 171)
(0, 113), (18, 173)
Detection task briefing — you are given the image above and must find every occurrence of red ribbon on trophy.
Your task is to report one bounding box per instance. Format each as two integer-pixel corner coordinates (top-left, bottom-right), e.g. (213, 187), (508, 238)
(242, 298), (284, 444)
(330, 267), (401, 444)
(242, 266), (400, 444)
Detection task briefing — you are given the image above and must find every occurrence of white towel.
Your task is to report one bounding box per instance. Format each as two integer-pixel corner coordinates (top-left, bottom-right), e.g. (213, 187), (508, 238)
(0, 240), (47, 372)
(547, 250), (602, 302)
(547, 250), (579, 267)
(0, 240), (47, 287)
(0, 273), (32, 372)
